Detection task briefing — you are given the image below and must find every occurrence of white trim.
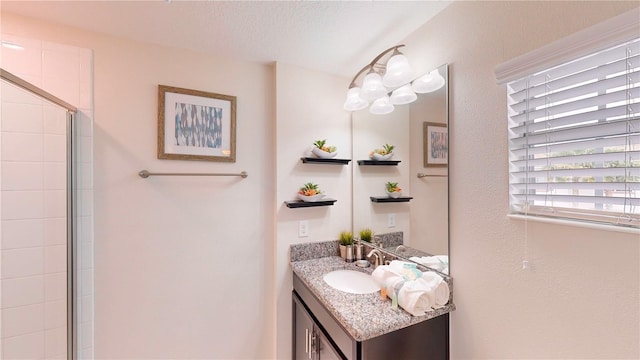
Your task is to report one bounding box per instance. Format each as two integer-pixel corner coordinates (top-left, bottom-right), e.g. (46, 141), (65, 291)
(495, 7), (640, 84)
(507, 214), (640, 235)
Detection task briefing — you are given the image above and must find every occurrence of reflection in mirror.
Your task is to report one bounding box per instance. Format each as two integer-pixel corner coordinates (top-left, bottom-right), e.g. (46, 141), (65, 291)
(352, 64), (449, 275)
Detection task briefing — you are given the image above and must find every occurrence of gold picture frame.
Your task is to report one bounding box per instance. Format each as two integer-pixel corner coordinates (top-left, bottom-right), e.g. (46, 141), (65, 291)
(158, 85), (236, 162)
(423, 122), (448, 167)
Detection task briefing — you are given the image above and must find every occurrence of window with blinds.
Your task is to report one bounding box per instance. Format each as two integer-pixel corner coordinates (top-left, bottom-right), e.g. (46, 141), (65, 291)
(508, 37), (640, 228)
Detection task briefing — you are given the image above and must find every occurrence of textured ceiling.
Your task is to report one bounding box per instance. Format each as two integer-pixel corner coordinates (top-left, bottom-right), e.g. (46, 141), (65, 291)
(1, 0), (451, 78)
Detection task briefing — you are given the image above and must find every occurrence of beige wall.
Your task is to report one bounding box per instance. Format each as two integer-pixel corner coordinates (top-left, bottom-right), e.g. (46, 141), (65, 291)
(1, 13), (275, 359)
(400, 1), (640, 358)
(274, 62), (352, 359)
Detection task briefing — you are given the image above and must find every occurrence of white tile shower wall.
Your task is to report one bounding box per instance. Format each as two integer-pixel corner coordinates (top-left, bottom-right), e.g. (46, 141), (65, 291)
(0, 34), (94, 359)
(1, 82), (66, 359)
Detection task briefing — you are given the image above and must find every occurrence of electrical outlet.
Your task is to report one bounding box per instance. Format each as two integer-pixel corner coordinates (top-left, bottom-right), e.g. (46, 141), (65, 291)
(299, 220), (309, 237)
(387, 213), (396, 228)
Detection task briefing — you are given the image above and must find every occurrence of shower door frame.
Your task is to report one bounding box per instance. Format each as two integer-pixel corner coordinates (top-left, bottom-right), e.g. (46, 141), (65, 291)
(1, 68), (79, 360)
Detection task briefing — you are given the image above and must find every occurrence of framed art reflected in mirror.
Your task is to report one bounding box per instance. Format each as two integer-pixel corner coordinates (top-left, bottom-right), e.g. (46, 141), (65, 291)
(423, 122), (448, 168)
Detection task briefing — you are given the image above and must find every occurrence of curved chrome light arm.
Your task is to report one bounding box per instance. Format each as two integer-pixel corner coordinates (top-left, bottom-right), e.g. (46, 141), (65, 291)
(348, 64), (373, 88)
(347, 44), (405, 88)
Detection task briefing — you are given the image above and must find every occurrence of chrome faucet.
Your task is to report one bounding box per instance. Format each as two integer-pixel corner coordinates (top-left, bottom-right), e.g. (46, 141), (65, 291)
(366, 249), (385, 268)
(395, 245), (407, 253)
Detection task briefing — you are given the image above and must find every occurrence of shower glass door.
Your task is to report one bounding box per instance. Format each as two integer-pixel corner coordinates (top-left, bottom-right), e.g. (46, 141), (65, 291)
(1, 75), (74, 359)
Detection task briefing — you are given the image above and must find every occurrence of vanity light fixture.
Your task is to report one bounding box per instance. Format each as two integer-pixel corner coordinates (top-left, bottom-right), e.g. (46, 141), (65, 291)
(369, 95), (394, 115)
(343, 44), (445, 114)
(412, 69), (446, 94)
(389, 83), (417, 105)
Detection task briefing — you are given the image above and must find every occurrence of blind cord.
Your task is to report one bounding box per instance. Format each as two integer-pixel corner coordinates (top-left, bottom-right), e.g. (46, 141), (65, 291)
(544, 73), (552, 208)
(523, 77), (531, 270)
(624, 45), (632, 216)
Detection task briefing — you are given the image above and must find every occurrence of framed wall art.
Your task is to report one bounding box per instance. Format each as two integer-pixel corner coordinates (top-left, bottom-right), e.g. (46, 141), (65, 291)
(157, 85), (237, 162)
(423, 122), (448, 167)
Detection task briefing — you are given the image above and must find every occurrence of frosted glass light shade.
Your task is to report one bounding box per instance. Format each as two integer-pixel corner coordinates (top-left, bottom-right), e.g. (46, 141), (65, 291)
(412, 69), (445, 93)
(343, 87), (369, 111)
(390, 84), (417, 105)
(369, 95), (394, 115)
(383, 54), (415, 88)
(360, 72), (388, 101)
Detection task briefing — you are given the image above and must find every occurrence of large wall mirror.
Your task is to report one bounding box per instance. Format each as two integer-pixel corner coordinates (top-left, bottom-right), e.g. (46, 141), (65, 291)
(352, 64), (449, 274)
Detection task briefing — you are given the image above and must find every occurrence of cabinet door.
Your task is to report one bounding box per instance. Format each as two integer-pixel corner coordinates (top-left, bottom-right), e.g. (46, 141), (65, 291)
(293, 295), (315, 360)
(315, 329), (343, 360)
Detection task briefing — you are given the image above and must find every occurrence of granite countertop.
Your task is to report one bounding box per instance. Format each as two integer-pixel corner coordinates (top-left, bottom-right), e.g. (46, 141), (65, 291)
(290, 254), (455, 342)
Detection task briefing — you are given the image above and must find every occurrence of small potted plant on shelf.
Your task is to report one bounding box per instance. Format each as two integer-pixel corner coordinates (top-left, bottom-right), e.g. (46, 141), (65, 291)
(359, 228), (374, 243)
(312, 139), (337, 159)
(385, 181), (402, 198)
(298, 182), (325, 202)
(338, 230), (354, 260)
(370, 143), (394, 160)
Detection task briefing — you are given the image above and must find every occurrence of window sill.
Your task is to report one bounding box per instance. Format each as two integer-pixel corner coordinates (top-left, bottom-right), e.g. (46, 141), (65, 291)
(507, 214), (640, 235)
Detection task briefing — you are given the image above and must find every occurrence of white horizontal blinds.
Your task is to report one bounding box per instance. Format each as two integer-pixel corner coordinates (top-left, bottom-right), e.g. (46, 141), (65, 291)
(508, 37), (640, 228)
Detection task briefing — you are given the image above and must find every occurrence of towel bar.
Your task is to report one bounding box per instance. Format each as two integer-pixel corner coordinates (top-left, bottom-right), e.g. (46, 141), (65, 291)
(138, 170), (248, 179)
(417, 173), (448, 178)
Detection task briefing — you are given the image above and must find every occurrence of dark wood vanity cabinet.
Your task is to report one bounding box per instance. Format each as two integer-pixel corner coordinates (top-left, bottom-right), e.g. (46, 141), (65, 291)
(294, 293), (343, 360)
(293, 274), (449, 360)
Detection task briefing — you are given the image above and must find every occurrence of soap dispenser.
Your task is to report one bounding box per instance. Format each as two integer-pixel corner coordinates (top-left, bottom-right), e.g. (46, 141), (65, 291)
(354, 239), (364, 260)
(346, 245), (354, 263)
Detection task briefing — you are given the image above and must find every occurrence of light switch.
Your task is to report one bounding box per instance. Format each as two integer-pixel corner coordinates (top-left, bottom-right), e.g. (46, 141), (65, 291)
(299, 220), (309, 237)
(387, 213), (396, 228)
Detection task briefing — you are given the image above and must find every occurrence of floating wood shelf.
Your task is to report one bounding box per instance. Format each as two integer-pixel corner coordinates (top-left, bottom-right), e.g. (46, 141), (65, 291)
(285, 199), (338, 208)
(357, 160), (401, 166)
(300, 157), (351, 165)
(370, 196), (413, 203)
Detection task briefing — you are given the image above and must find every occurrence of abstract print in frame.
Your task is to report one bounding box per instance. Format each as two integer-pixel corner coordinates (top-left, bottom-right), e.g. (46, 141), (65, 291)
(158, 85), (236, 162)
(423, 122), (448, 167)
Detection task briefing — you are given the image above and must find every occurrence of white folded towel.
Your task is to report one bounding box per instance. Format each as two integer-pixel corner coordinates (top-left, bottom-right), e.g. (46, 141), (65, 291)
(371, 265), (397, 284)
(371, 265), (405, 294)
(388, 260), (423, 281)
(388, 260), (414, 270)
(397, 278), (435, 316)
(419, 271), (450, 307)
(409, 256), (449, 275)
(424, 255), (449, 267)
(372, 265), (450, 315)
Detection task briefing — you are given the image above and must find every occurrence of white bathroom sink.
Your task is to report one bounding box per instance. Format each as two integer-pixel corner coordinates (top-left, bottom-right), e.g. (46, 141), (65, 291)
(322, 270), (379, 294)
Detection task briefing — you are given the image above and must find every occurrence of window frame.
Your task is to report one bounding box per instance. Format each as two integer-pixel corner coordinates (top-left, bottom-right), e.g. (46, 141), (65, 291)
(496, 8), (640, 230)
